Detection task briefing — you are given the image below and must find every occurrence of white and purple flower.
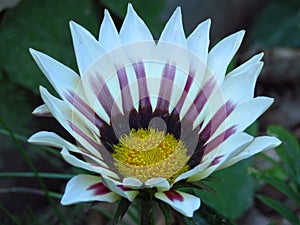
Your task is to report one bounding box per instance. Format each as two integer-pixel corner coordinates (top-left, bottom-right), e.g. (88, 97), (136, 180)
(28, 4), (281, 217)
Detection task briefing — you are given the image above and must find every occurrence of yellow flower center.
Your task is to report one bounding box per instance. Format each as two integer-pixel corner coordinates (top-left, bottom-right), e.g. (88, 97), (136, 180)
(112, 128), (190, 183)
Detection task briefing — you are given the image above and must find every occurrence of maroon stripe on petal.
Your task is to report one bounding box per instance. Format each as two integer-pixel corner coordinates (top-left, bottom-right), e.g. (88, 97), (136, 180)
(90, 73), (121, 117)
(117, 185), (131, 192)
(187, 136), (205, 169)
(133, 61), (151, 108)
(186, 78), (216, 121)
(117, 66), (133, 113)
(167, 110), (181, 139)
(66, 91), (118, 152)
(174, 71), (195, 113)
(68, 121), (100, 151)
(131, 62), (153, 129)
(210, 155), (224, 166)
(164, 190), (184, 202)
(203, 126), (236, 155)
(87, 182), (111, 196)
(65, 90), (105, 128)
(155, 63), (176, 112)
(168, 70), (195, 138)
(200, 101), (236, 142)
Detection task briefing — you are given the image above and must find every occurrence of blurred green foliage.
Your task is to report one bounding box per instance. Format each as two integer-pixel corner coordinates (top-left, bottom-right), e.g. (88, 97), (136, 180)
(195, 160), (256, 220)
(249, 126), (300, 224)
(0, 0), (100, 93)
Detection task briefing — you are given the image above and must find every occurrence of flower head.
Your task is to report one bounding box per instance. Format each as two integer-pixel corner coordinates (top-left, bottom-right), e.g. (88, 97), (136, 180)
(28, 4), (281, 217)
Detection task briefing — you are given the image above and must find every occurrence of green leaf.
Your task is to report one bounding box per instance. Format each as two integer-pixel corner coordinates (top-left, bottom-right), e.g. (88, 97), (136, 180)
(249, 168), (300, 207)
(267, 125), (300, 186)
(101, 0), (166, 37)
(245, 121), (259, 136)
(256, 153), (287, 180)
(177, 181), (218, 197)
(0, 79), (33, 134)
(195, 160), (256, 219)
(0, 0), (99, 94)
(184, 202), (236, 225)
(125, 202), (140, 225)
(112, 198), (131, 225)
(256, 194), (300, 225)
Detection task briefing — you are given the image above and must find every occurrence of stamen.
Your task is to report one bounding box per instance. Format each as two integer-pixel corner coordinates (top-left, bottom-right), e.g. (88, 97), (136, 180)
(112, 128), (190, 183)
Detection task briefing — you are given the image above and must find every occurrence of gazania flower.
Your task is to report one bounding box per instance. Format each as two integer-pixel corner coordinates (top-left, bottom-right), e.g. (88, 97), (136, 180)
(28, 4), (280, 218)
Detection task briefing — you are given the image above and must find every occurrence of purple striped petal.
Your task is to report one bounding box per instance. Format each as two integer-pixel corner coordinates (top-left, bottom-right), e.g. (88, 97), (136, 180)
(155, 190), (201, 217)
(68, 121), (100, 152)
(102, 175), (139, 201)
(200, 100), (236, 142)
(173, 70), (195, 114)
(32, 104), (52, 117)
(117, 66), (134, 113)
(155, 63), (176, 112)
(87, 182), (111, 195)
(89, 72), (122, 118)
(133, 61), (151, 108)
(185, 78), (216, 121)
(65, 90), (105, 128)
(61, 174), (120, 205)
(203, 126), (236, 155)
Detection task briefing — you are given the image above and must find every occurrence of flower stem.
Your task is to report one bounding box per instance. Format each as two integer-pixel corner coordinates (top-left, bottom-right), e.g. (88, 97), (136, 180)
(140, 194), (153, 225)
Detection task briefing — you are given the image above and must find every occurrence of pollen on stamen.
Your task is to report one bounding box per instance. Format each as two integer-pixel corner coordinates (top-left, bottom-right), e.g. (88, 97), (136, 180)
(112, 127), (190, 183)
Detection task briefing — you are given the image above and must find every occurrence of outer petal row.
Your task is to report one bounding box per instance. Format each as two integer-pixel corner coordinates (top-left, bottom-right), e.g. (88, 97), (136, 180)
(155, 190), (201, 217)
(61, 174), (120, 205)
(62, 175), (200, 218)
(70, 21), (105, 76)
(207, 30), (245, 84)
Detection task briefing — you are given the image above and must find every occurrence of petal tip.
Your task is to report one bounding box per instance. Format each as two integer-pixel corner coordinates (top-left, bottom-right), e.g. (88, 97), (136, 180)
(127, 3), (134, 12)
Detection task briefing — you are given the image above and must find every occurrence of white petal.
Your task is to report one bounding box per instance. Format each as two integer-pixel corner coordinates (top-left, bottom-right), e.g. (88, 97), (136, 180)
(226, 53), (264, 79)
(32, 104), (51, 117)
(61, 174), (120, 205)
(102, 176), (139, 201)
(40, 86), (101, 156)
(98, 9), (121, 51)
(224, 97), (274, 133)
(159, 7), (187, 48)
(199, 63), (263, 140)
(219, 136), (281, 169)
(29, 49), (80, 99)
(61, 148), (119, 179)
(174, 160), (211, 184)
(187, 132), (254, 181)
(207, 132), (254, 160)
(219, 62), (263, 104)
(187, 19), (211, 63)
(207, 30), (245, 84)
(155, 190), (201, 217)
(144, 178), (170, 191)
(28, 131), (109, 168)
(28, 131), (80, 153)
(61, 147), (96, 172)
(69, 21), (105, 76)
(119, 4), (153, 44)
(122, 177), (143, 189)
